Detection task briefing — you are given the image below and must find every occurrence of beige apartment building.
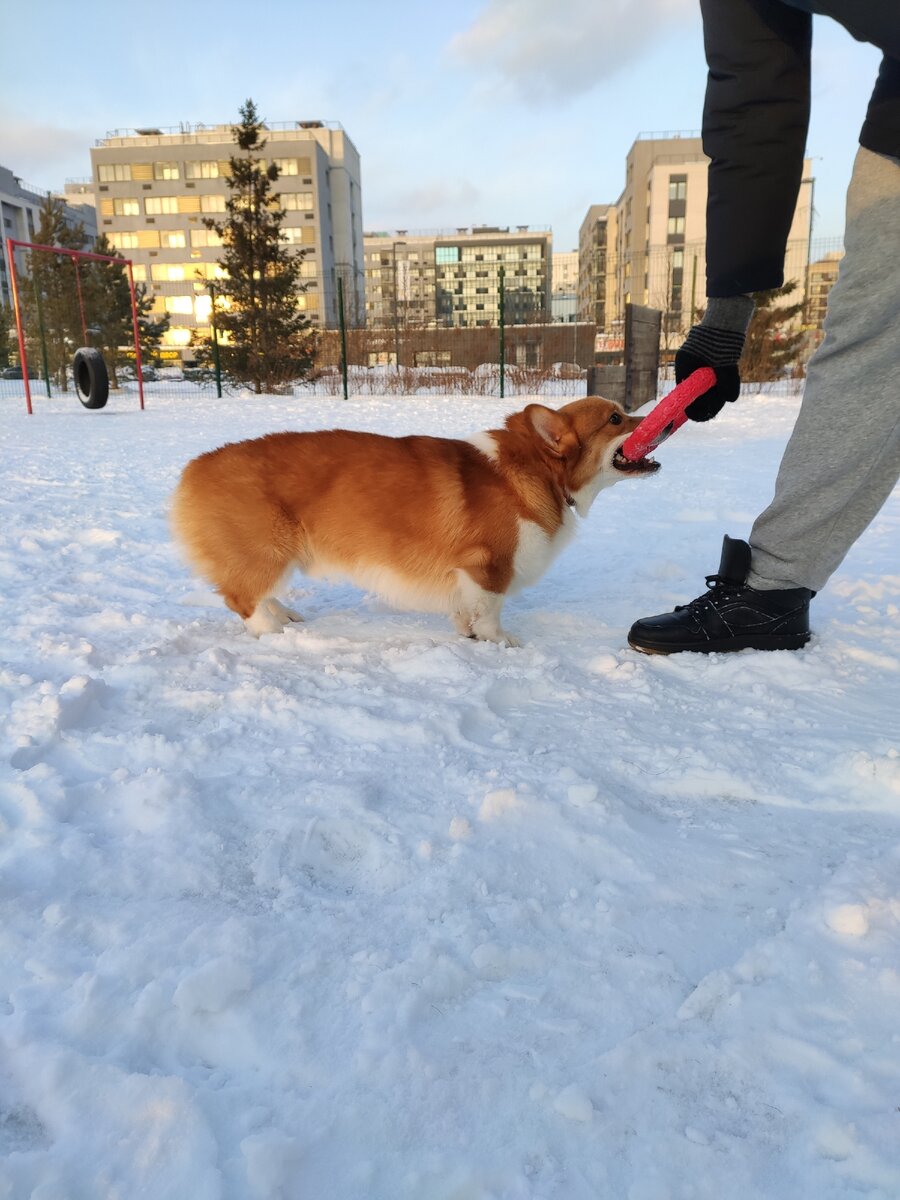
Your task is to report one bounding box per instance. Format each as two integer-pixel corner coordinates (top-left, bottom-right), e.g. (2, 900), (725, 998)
(805, 251), (843, 336)
(580, 133), (814, 337)
(90, 121), (364, 354)
(551, 250), (578, 322)
(364, 225), (551, 332)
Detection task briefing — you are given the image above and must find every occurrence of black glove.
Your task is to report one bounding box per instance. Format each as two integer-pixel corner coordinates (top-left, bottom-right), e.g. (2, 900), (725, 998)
(676, 296), (755, 422)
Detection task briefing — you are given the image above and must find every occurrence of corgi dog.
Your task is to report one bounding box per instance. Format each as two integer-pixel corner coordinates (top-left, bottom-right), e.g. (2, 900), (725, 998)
(171, 396), (659, 646)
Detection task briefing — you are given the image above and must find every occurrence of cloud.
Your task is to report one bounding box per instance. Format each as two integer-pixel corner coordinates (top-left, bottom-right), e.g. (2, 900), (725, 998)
(450, 0), (695, 101)
(0, 113), (94, 188)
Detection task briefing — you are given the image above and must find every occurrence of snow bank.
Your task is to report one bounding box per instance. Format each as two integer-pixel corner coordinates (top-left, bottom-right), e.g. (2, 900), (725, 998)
(0, 385), (898, 1198)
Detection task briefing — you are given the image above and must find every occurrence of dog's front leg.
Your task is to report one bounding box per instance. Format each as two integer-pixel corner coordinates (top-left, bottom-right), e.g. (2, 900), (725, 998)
(453, 572), (521, 647)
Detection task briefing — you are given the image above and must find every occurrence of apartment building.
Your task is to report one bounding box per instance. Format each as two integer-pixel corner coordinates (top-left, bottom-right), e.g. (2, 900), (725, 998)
(364, 225), (551, 332)
(90, 121), (364, 354)
(551, 250), (578, 323)
(806, 251), (843, 336)
(0, 164), (97, 307)
(582, 133), (814, 335)
(577, 204), (617, 329)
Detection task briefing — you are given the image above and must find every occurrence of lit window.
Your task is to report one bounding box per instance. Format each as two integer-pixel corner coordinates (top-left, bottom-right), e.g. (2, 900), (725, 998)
(98, 163), (131, 183)
(154, 162), (180, 180)
(667, 216), (685, 236)
(281, 227), (315, 245)
(165, 295), (194, 314)
(185, 161), (220, 180)
(130, 265), (147, 281)
(668, 177), (687, 201)
(672, 249), (684, 268)
(280, 192), (314, 211)
(145, 196), (178, 215)
(190, 229), (223, 248)
(113, 198), (140, 216)
(151, 264), (187, 282)
(163, 327), (192, 346)
(109, 232), (138, 249)
(200, 195), (226, 214)
(273, 158), (299, 176)
(161, 231), (186, 248)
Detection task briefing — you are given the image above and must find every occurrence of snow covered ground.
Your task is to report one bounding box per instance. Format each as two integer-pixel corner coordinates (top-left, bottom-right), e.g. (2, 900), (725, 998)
(1, 381), (898, 1200)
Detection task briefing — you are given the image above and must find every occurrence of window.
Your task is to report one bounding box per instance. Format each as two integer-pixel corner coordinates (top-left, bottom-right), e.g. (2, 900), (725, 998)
(154, 162), (180, 180)
(145, 196), (178, 215)
(185, 161), (220, 179)
(100, 197), (140, 216)
(165, 295), (194, 314)
(669, 176), (687, 201)
(280, 227), (315, 246)
(132, 163), (153, 182)
(436, 246), (459, 264)
(109, 231), (138, 250)
(191, 229), (223, 248)
(151, 264), (188, 282)
(161, 231), (186, 248)
(272, 157), (299, 176)
(672, 249), (684, 268)
(667, 216), (685, 236)
(280, 192), (314, 211)
(98, 163), (131, 182)
(200, 195), (226, 214)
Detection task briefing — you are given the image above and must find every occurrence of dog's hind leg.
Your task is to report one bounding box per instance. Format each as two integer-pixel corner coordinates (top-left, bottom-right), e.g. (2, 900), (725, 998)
(453, 570), (520, 647)
(220, 558), (299, 637)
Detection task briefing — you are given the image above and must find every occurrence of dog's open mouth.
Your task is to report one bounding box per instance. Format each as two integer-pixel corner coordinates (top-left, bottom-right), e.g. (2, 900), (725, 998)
(613, 449), (661, 475)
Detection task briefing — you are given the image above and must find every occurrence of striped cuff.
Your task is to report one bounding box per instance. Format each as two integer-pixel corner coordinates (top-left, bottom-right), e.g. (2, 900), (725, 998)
(681, 323), (747, 367)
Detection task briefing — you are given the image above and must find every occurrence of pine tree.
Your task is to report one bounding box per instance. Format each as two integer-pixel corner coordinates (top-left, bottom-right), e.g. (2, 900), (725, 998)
(135, 283), (170, 368)
(0, 301), (15, 369)
(23, 197), (88, 390)
(205, 99), (316, 394)
(740, 281), (806, 384)
(82, 234), (134, 387)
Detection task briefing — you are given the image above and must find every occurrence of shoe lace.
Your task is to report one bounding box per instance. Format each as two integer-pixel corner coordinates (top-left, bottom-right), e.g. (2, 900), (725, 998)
(675, 573), (743, 615)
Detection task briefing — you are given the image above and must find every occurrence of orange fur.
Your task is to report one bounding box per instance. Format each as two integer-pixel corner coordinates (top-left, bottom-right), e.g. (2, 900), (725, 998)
(170, 396), (650, 643)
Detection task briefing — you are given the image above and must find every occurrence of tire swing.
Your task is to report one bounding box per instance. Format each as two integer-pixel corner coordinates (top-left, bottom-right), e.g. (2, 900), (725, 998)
(73, 347), (110, 410)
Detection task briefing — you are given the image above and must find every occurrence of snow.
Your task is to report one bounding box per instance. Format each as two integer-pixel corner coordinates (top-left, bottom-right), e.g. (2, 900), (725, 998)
(0, 381), (898, 1199)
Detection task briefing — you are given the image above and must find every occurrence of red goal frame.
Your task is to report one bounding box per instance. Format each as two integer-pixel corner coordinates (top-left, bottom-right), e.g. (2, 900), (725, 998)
(6, 237), (146, 414)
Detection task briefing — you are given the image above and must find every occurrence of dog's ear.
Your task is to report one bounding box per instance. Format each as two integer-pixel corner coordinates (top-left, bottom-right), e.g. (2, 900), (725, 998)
(526, 405), (579, 458)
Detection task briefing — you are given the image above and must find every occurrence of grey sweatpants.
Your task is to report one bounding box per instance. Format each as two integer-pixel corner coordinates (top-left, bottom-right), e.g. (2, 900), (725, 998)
(747, 147), (900, 592)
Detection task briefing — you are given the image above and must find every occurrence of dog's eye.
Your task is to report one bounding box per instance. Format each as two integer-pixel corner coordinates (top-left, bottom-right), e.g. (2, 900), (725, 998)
(609, 412), (622, 426)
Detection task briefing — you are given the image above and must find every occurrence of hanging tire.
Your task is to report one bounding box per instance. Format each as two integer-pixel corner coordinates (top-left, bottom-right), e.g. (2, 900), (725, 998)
(73, 348), (109, 410)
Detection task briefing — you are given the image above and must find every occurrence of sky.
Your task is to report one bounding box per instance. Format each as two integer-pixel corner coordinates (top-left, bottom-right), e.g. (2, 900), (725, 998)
(1, 0), (884, 252)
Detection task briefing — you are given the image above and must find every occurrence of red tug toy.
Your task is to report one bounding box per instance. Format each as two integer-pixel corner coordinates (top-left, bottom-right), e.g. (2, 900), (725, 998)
(613, 366), (717, 472)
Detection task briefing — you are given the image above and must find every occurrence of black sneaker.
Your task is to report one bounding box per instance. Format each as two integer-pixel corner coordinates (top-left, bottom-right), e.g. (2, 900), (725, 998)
(628, 536), (813, 655)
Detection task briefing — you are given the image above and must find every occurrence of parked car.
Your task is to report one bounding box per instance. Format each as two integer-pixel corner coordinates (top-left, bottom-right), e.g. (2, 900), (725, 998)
(1, 366), (40, 380)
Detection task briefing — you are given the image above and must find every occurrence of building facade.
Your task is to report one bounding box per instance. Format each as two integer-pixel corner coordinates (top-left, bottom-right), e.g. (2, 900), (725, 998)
(551, 250), (578, 323)
(805, 251), (843, 338)
(581, 133), (814, 338)
(364, 226), (551, 334)
(577, 204), (616, 329)
(90, 121), (364, 354)
(1, 165), (97, 307)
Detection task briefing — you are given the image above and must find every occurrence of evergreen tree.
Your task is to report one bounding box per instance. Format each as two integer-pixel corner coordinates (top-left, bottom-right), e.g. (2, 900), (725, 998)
(205, 99), (316, 393)
(23, 198), (88, 390)
(135, 283), (170, 368)
(740, 281), (806, 384)
(82, 233), (133, 387)
(0, 301), (15, 369)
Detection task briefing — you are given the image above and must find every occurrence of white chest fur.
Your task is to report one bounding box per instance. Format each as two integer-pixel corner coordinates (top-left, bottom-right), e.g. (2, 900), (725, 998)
(510, 511), (577, 594)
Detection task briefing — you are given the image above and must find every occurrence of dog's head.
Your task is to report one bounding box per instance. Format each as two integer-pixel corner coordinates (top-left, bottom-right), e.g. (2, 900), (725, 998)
(523, 396), (660, 516)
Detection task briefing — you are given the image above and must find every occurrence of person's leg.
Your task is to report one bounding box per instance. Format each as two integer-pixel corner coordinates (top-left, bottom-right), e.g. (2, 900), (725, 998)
(747, 147), (900, 592)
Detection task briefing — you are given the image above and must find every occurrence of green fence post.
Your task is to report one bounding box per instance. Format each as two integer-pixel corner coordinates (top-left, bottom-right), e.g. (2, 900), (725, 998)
(499, 264), (505, 400)
(338, 275), (349, 401)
